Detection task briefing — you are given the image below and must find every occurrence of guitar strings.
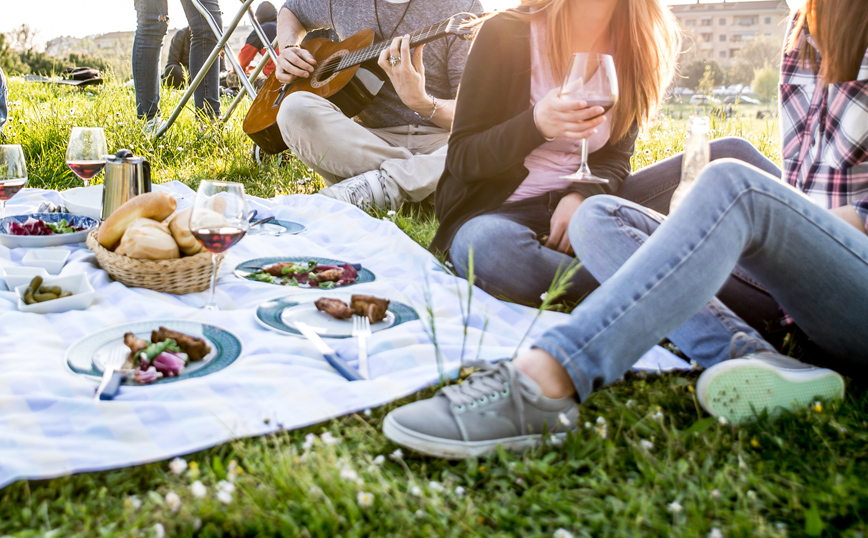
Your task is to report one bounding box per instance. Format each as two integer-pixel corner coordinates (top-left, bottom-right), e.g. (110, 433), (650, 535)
(333, 19), (451, 73)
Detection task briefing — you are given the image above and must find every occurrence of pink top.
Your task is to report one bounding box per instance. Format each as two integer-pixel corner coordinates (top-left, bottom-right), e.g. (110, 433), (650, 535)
(506, 16), (613, 203)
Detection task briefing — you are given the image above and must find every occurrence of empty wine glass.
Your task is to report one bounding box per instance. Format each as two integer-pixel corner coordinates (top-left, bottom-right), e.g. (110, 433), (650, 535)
(0, 144), (28, 219)
(66, 127), (108, 188)
(559, 53), (619, 183)
(190, 180), (250, 310)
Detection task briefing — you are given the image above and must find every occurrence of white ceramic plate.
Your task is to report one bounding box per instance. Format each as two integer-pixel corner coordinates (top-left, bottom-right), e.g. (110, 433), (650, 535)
(60, 185), (103, 219)
(2, 266), (49, 290)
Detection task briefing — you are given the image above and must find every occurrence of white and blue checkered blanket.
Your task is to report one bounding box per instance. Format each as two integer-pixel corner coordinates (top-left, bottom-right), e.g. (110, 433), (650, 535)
(0, 182), (688, 488)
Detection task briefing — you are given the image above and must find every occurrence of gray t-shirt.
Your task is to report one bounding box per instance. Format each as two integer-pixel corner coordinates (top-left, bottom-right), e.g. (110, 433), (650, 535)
(283, 0), (483, 128)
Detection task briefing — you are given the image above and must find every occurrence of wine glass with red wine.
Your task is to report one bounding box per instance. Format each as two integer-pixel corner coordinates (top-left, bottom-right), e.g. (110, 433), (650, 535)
(190, 180), (250, 310)
(66, 127), (108, 188)
(559, 53), (619, 183)
(0, 145), (28, 220)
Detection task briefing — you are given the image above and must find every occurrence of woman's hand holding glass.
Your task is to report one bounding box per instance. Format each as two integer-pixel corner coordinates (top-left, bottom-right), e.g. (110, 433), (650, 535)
(533, 86), (608, 141)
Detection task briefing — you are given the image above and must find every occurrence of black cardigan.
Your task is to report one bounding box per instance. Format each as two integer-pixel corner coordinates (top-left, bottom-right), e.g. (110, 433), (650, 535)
(430, 14), (638, 253)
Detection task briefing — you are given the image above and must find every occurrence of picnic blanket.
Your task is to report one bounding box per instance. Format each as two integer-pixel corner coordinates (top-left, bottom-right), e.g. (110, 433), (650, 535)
(0, 182), (689, 489)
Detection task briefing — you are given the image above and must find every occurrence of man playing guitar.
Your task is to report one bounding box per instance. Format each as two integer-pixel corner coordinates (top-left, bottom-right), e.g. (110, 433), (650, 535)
(274, 0), (483, 210)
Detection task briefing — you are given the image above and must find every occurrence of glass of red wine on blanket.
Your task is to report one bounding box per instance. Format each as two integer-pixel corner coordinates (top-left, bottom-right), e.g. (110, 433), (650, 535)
(559, 53), (619, 184)
(0, 145), (28, 219)
(190, 180), (250, 310)
(66, 127), (108, 188)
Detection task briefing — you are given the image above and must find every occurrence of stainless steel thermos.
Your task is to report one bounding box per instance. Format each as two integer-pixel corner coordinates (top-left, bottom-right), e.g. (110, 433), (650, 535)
(101, 149), (151, 221)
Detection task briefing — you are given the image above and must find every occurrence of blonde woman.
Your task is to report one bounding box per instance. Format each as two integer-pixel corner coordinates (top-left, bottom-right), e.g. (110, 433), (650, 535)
(433, 0), (780, 309)
(386, 0), (867, 458)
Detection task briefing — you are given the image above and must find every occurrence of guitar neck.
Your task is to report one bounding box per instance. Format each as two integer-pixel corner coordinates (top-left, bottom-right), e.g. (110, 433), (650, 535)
(337, 19), (454, 71)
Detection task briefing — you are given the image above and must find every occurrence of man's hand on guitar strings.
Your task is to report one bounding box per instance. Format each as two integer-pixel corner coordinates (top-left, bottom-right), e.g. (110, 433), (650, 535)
(275, 45), (317, 84)
(378, 35), (431, 116)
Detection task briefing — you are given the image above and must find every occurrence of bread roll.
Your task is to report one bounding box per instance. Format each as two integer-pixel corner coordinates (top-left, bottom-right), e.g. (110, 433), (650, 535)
(167, 207), (227, 256)
(98, 192), (177, 249)
(115, 218), (180, 260)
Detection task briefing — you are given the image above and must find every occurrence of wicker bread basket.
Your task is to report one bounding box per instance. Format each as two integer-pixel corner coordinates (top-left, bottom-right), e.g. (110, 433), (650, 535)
(86, 229), (223, 294)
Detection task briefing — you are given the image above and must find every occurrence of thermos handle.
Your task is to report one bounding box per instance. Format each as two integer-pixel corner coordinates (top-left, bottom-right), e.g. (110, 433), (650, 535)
(141, 159), (152, 193)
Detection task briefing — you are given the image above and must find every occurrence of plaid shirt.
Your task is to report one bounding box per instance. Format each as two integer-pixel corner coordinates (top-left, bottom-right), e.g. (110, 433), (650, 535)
(779, 16), (868, 227)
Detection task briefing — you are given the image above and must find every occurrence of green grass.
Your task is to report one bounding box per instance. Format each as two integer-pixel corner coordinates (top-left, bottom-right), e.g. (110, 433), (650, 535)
(1, 78), (866, 538)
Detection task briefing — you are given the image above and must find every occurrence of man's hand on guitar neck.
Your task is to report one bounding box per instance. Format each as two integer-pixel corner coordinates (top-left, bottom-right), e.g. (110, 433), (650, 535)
(378, 35), (455, 130)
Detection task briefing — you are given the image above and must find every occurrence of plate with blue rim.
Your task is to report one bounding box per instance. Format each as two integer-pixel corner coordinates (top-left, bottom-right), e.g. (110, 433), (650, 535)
(248, 219), (305, 236)
(234, 256), (376, 289)
(256, 291), (419, 338)
(0, 213), (98, 248)
(65, 319), (243, 386)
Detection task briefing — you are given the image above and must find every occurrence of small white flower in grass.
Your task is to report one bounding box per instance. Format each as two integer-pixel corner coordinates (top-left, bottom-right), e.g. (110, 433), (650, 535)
(747, 490), (757, 501)
(455, 486), (466, 496)
(775, 522), (786, 531)
(708, 528), (723, 538)
(626, 399), (636, 409)
(165, 491), (181, 513)
(372, 455), (385, 466)
(652, 410), (665, 423)
(596, 416), (606, 426)
(217, 480), (235, 494)
(387, 210), (396, 217)
(444, 261), (453, 269)
(125, 495), (142, 509)
(364, 409), (372, 417)
(340, 468), (358, 482)
(169, 457), (188, 475)
(382, 217), (389, 221)
(711, 489), (721, 500)
(553, 529), (574, 538)
(540, 292), (548, 301)
(667, 501), (683, 514)
(390, 448), (403, 461)
(217, 489), (233, 504)
(415, 509), (424, 518)
(558, 413), (572, 427)
(193, 518), (202, 531)
(227, 460), (239, 482)
(584, 422), (592, 429)
(597, 426), (608, 439)
(154, 523), (165, 538)
(718, 416), (729, 426)
(321, 431), (339, 445)
(639, 439), (654, 451)
(429, 481), (445, 492)
(410, 485), (422, 496)
(191, 480), (207, 499)
(309, 486), (323, 496)
(302, 433), (316, 451)
(357, 491), (374, 508)
(176, 147), (184, 152)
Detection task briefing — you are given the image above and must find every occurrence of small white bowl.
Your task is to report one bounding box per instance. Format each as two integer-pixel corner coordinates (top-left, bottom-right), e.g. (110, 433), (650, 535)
(2, 266), (50, 291)
(16, 273), (95, 314)
(22, 249), (71, 275)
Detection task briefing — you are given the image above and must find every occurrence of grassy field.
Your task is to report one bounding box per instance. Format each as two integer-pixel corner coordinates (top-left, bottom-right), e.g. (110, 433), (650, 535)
(1, 78), (866, 538)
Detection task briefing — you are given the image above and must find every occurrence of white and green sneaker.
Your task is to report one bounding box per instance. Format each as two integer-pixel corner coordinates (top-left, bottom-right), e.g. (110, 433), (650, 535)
(696, 352), (845, 424)
(383, 362), (578, 459)
(319, 170), (393, 210)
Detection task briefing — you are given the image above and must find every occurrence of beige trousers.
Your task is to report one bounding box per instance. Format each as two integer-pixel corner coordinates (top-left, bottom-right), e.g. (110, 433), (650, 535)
(276, 91), (449, 206)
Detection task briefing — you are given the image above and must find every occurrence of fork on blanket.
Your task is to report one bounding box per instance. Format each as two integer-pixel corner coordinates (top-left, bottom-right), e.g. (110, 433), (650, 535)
(352, 315), (371, 379)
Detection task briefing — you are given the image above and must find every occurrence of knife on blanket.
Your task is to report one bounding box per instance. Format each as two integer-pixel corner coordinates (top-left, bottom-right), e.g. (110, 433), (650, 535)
(295, 322), (364, 382)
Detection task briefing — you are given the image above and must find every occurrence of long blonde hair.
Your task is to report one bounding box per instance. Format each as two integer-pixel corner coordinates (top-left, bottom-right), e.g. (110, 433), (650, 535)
(786, 0), (868, 85)
(499, 0), (680, 143)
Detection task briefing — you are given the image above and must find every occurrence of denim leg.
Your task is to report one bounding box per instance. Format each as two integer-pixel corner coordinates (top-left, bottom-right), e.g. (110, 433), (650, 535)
(534, 159), (868, 401)
(0, 66), (7, 135)
(569, 195), (773, 366)
(133, 0), (169, 120)
(180, 0), (222, 117)
(618, 137), (782, 215)
(450, 195), (599, 306)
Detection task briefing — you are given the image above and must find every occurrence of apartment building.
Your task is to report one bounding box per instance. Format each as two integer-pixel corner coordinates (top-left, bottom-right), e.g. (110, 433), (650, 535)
(671, 0), (790, 65)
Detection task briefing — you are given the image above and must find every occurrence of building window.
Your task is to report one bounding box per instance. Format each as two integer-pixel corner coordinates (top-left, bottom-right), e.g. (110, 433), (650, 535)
(719, 18), (726, 25)
(731, 34), (742, 42)
(738, 16), (758, 26)
(730, 49), (738, 58)
(720, 51), (727, 59)
(702, 33), (713, 42)
(719, 34), (726, 42)
(701, 19), (712, 26)
(685, 19), (696, 27)
(765, 17), (772, 24)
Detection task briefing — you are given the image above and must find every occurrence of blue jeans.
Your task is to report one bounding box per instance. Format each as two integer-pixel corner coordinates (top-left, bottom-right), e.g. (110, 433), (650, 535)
(133, 0), (169, 120)
(180, 0), (222, 118)
(534, 160), (868, 401)
(0, 66), (7, 135)
(450, 137), (782, 307)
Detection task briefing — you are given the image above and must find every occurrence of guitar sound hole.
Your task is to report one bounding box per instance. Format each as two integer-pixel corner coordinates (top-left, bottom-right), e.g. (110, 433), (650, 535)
(316, 58), (342, 83)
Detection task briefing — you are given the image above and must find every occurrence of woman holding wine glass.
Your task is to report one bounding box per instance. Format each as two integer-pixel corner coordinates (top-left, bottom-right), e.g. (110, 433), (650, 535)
(434, 0), (780, 309)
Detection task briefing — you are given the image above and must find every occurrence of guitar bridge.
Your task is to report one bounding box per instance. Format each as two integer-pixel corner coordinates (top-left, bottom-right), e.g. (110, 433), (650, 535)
(272, 84), (290, 109)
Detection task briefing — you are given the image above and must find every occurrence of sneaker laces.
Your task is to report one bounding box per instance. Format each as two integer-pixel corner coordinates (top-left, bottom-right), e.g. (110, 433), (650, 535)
(340, 177), (375, 208)
(728, 331), (775, 359)
(439, 362), (534, 435)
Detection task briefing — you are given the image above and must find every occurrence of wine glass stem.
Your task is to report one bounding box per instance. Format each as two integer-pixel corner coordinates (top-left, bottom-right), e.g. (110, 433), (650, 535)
(205, 252), (218, 310)
(83, 178), (90, 188)
(578, 138), (592, 177)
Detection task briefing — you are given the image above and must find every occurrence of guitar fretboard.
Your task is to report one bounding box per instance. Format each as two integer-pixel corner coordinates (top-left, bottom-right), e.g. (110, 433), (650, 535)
(335, 19), (452, 72)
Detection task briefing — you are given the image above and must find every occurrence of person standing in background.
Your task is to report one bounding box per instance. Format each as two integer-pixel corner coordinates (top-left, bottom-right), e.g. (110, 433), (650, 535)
(0, 66), (8, 137)
(179, 0), (223, 119)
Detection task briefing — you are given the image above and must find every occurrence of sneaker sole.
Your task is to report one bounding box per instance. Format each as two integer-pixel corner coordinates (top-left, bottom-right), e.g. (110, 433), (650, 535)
(383, 413), (567, 460)
(696, 358), (844, 424)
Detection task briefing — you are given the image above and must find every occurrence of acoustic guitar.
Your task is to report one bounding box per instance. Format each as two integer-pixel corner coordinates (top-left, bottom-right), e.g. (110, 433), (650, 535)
(242, 13), (478, 155)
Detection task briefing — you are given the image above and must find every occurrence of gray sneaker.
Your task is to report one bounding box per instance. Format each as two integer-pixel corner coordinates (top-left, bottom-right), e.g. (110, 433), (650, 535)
(697, 346), (845, 424)
(319, 170), (392, 210)
(383, 361), (579, 459)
